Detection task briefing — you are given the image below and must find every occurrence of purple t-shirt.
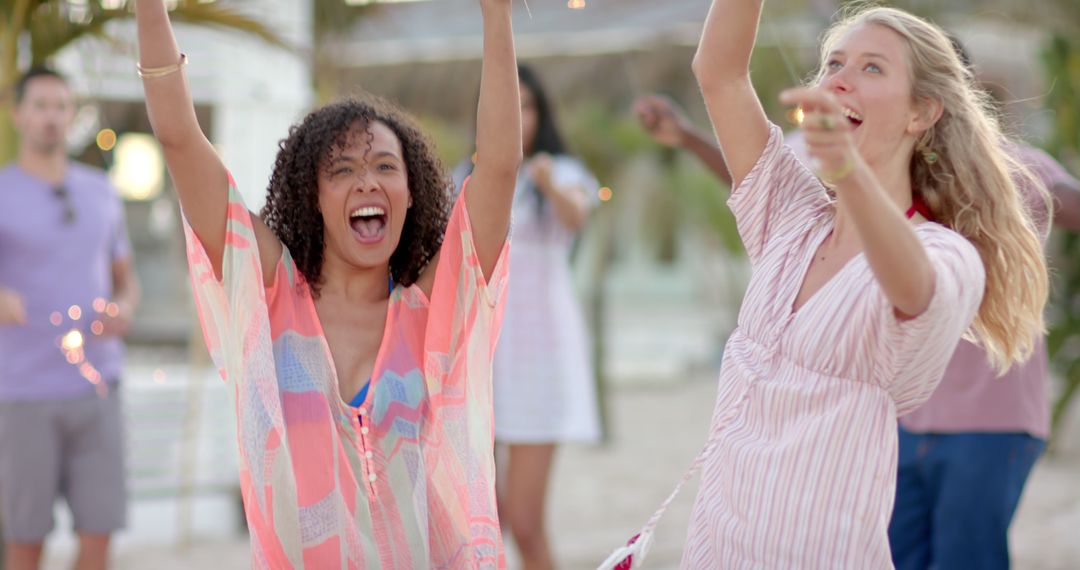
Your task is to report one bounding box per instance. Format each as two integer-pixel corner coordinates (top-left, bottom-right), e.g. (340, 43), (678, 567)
(0, 163), (131, 400)
(900, 143), (1077, 439)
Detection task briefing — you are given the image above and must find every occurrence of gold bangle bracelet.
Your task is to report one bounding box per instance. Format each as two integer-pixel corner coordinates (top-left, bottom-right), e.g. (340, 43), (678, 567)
(818, 156), (856, 185)
(137, 53), (188, 79)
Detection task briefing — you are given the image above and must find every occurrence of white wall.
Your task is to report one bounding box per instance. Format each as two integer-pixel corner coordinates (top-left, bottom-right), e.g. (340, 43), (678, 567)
(57, 0), (314, 210)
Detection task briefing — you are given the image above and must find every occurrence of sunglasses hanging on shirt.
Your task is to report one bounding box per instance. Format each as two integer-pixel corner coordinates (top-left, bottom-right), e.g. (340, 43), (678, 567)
(52, 185), (76, 225)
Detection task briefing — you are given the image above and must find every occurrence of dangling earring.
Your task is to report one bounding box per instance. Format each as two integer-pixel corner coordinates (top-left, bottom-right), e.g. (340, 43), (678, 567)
(918, 142), (939, 165)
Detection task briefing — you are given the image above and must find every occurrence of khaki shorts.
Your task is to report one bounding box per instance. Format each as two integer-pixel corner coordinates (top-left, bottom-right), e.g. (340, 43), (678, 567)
(0, 387), (127, 542)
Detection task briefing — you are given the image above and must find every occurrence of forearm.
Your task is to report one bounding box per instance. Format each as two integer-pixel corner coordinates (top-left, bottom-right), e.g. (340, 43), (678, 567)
(135, 0), (232, 269)
(692, 0), (763, 85)
(464, 1), (521, 278)
(692, 0), (771, 189)
(135, 0), (201, 146)
(538, 182), (590, 230)
(475, 3), (522, 179)
(681, 128), (732, 186)
(838, 167), (936, 316)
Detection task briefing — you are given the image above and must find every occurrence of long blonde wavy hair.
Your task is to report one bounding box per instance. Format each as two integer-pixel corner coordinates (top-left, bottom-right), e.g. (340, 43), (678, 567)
(815, 6), (1049, 373)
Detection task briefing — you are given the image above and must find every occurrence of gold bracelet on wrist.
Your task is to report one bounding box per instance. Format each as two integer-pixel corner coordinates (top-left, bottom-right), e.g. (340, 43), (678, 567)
(818, 155), (857, 186)
(137, 53), (188, 79)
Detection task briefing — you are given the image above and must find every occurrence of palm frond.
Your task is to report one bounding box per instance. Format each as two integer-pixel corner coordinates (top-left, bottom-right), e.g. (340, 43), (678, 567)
(26, 4), (121, 64)
(14, 0), (291, 64)
(168, 2), (293, 51)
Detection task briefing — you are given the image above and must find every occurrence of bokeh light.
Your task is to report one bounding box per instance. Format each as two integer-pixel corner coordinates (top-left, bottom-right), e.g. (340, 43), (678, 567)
(61, 329), (84, 352)
(788, 106), (805, 126)
(96, 128), (117, 151)
(109, 133), (165, 201)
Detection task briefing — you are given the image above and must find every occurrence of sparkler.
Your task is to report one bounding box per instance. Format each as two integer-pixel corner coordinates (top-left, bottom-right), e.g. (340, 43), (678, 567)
(520, 0), (586, 19)
(53, 297), (116, 397)
(787, 106), (805, 126)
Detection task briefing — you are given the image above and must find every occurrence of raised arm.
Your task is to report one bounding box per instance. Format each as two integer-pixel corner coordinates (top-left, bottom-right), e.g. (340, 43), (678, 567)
(135, 0), (280, 278)
(634, 94), (733, 186)
(691, 0), (771, 188)
(465, 0), (522, 279)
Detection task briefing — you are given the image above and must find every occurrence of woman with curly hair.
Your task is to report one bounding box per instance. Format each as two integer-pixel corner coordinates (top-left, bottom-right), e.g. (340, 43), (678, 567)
(603, 2), (1048, 569)
(135, 0), (521, 567)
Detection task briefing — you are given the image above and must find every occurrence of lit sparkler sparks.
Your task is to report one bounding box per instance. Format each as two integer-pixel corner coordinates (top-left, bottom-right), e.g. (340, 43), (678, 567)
(53, 300), (114, 397)
(787, 106), (805, 126)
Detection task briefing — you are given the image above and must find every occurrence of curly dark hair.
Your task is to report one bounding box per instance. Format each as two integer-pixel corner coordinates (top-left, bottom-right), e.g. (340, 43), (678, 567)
(260, 94), (452, 295)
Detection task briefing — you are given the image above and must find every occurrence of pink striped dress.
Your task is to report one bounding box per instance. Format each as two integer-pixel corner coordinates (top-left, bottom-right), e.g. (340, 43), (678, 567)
(603, 125), (985, 569)
(184, 177), (509, 569)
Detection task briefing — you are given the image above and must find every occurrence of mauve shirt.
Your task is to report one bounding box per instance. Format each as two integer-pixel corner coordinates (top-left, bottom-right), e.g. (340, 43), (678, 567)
(0, 163), (130, 401)
(900, 143), (1078, 439)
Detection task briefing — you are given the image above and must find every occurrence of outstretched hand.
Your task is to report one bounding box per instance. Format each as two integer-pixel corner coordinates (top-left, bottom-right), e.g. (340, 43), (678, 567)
(780, 87), (860, 183)
(634, 95), (693, 148)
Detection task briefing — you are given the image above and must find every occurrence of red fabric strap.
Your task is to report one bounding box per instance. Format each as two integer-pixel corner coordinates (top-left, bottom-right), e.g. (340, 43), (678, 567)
(906, 195), (934, 221)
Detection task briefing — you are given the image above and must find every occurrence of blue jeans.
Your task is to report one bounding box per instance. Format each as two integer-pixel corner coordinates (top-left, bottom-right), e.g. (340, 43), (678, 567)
(889, 428), (1045, 570)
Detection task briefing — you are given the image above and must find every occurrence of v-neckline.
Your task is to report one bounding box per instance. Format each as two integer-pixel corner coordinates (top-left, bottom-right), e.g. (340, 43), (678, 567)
(786, 207), (933, 319)
(311, 290), (397, 420)
(787, 212), (862, 319)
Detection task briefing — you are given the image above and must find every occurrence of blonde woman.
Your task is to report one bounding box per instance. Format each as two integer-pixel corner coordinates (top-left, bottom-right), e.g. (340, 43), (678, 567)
(603, 3), (1047, 569)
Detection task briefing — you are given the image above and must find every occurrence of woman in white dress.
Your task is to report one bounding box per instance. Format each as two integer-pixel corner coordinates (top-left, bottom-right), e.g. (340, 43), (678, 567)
(455, 64), (601, 570)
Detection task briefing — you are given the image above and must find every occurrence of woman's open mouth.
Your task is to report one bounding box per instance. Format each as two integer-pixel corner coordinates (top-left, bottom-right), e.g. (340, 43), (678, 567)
(349, 206), (388, 244)
(842, 107), (864, 128)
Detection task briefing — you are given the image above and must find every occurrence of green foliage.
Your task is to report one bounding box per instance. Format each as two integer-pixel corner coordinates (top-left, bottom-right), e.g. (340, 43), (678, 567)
(668, 154), (742, 255)
(562, 100), (654, 185)
(415, 113), (471, 173)
(1041, 33), (1080, 439)
(560, 100), (743, 257)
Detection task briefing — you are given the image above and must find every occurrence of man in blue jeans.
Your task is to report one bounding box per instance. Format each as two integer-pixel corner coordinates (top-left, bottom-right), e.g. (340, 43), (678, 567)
(889, 139), (1079, 569)
(889, 38), (1080, 570)
(0, 67), (140, 570)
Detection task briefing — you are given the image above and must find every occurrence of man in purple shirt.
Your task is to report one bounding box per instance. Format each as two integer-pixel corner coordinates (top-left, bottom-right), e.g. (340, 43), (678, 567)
(0, 67), (140, 570)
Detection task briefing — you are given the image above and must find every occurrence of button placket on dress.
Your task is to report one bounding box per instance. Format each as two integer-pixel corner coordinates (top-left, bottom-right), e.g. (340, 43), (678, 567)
(354, 405), (378, 494)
